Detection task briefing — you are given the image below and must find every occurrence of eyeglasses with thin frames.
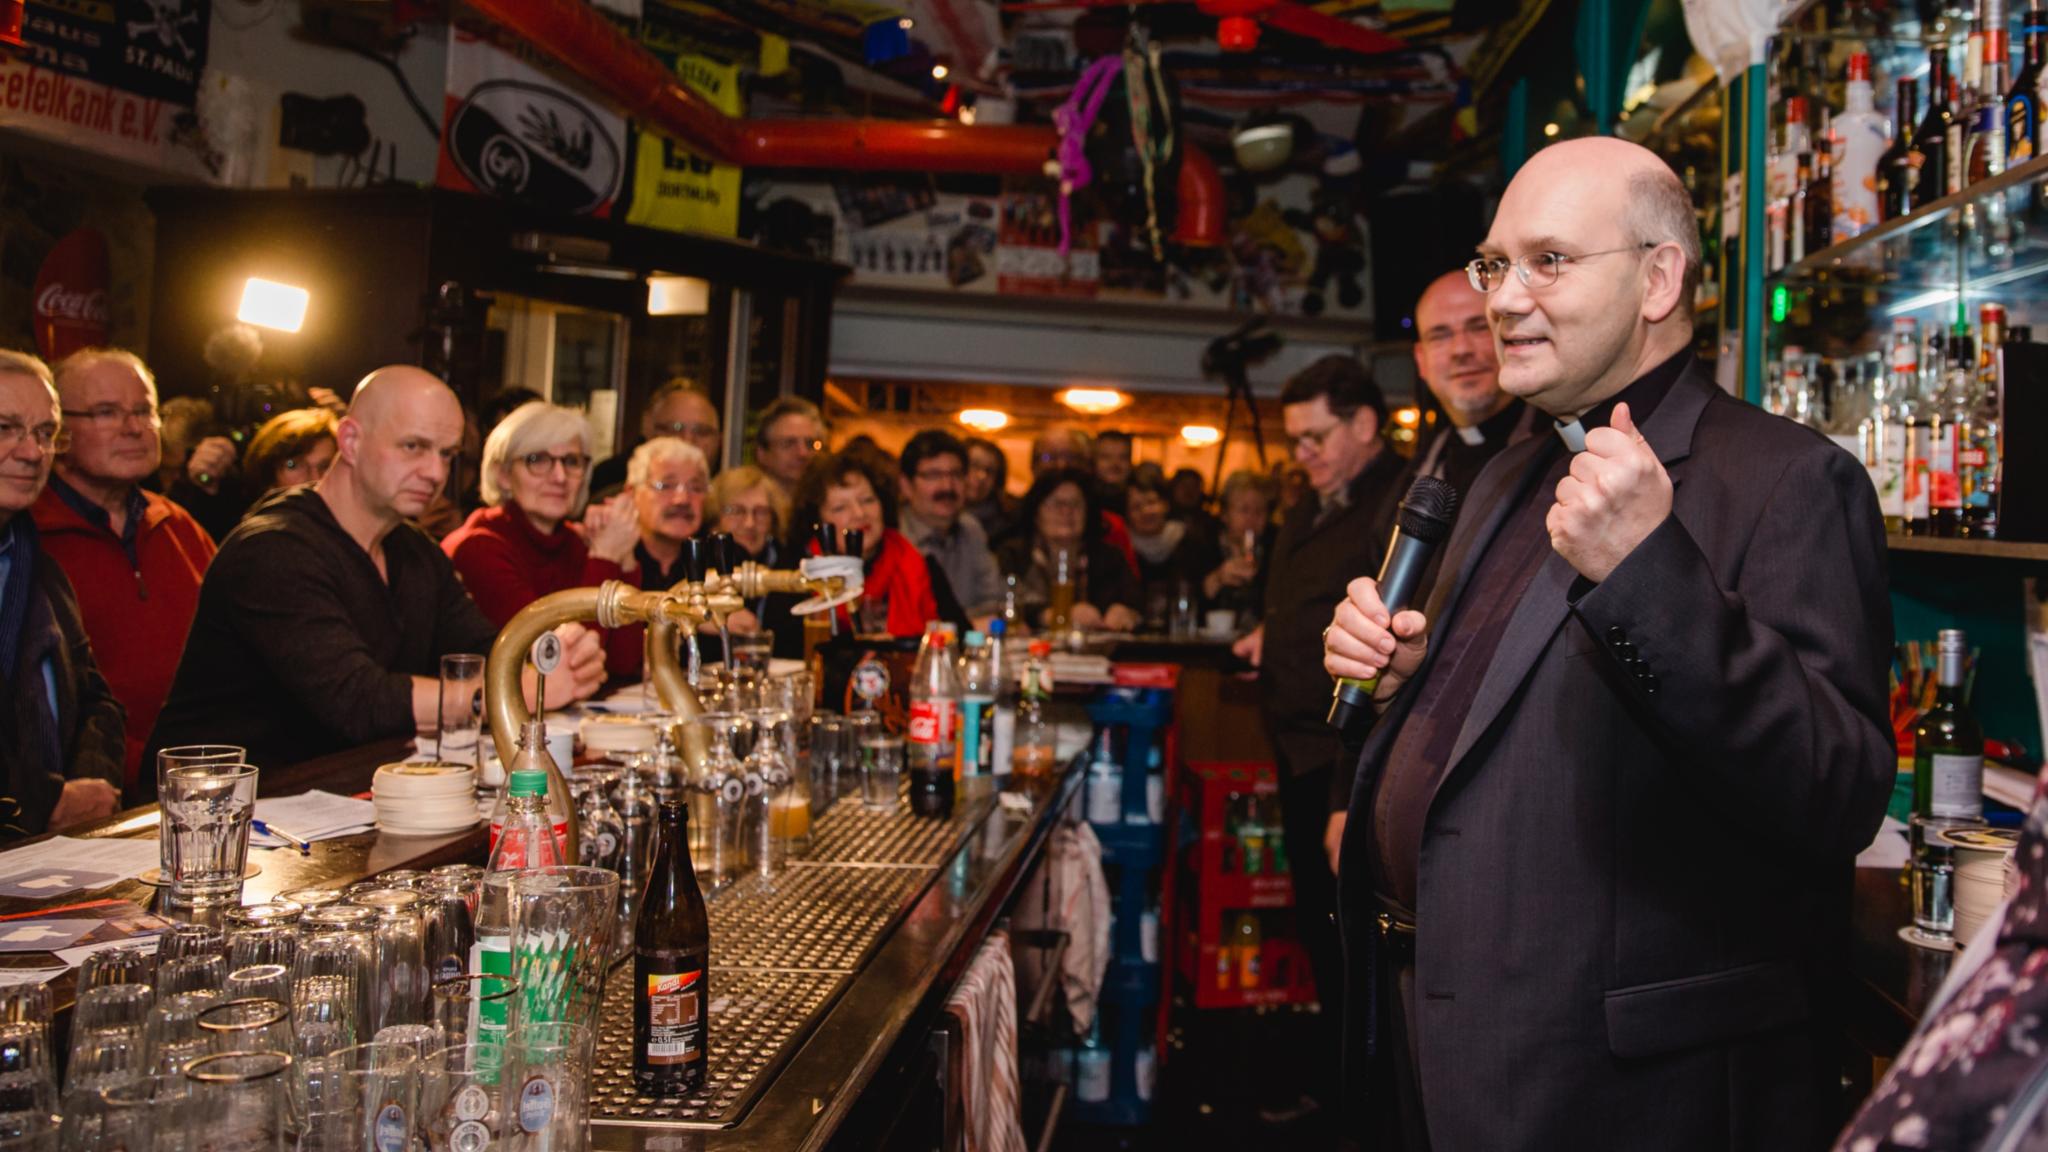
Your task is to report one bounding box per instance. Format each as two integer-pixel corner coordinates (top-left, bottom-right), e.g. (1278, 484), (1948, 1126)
(60, 402), (159, 428)
(1288, 423), (1344, 453)
(519, 451), (589, 477)
(644, 477), (708, 496)
(1465, 242), (1659, 293)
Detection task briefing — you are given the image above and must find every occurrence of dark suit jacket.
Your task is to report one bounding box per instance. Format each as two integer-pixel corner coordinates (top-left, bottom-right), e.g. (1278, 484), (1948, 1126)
(1338, 361), (1894, 1151)
(5, 551), (124, 838)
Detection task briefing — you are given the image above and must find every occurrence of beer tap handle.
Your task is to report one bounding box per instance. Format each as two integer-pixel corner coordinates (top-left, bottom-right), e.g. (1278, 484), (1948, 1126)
(842, 529), (864, 558)
(710, 532), (737, 576)
(819, 522), (838, 555)
(683, 537), (708, 584)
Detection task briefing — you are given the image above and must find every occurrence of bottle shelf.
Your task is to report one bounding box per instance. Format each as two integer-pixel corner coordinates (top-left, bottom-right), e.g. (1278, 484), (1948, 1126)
(1767, 156), (2048, 306)
(1887, 534), (2048, 562)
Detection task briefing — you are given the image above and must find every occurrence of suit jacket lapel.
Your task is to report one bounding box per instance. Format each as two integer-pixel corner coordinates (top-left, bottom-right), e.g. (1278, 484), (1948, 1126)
(1432, 362), (1719, 793)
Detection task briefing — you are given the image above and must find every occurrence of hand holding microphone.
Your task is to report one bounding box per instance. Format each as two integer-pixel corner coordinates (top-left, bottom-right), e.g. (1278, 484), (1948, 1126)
(1326, 475), (1459, 732)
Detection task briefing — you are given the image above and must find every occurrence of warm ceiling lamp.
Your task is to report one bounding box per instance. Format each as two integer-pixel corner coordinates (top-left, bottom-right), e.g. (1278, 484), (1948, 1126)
(1393, 407), (1421, 428)
(958, 408), (1009, 432)
(1057, 388), (1129, 415)
(647, 275), (711, 316)
(1180, 424), (1222, 447)
(237, 277), (309, 333)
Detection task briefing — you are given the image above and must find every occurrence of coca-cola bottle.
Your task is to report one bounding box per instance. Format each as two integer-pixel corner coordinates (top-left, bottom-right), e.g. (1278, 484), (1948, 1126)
(907, 627), (959, 818)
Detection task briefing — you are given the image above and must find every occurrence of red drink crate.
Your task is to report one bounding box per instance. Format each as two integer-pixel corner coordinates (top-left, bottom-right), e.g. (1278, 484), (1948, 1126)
(1169, 761), (1318, 1010)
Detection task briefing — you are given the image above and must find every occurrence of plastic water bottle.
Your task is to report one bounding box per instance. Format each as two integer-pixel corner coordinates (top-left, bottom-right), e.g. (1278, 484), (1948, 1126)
(470, 768), (563, 1046)
(987, 620), (1015, 779)
(1012, 641), (1057, 779)
(1084, 728), (1121, 824)
(908, 628), (959, 818)
(957, 632), (997, 798)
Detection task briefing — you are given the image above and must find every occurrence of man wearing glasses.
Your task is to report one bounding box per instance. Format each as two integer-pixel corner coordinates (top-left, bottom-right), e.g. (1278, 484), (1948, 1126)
(1397, 270), (1533, 511)
(588, 377), (721, 497)
(151, 367), (604, 773)
(1323, 138), (1891, 1150)
(897, 430), (1002, 621)
(0, 350), (124, 837)
(30, 349), (215, 800)
(1229, 352), (1402, 1129)
(753, 397), (826, 500)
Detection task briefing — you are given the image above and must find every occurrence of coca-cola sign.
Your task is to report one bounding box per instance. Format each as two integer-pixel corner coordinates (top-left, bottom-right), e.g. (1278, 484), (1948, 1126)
(32, 228), (110, 360)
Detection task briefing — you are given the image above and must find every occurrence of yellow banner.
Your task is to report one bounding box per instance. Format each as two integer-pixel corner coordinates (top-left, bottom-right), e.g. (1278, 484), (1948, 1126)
(627, 52), (741, 237)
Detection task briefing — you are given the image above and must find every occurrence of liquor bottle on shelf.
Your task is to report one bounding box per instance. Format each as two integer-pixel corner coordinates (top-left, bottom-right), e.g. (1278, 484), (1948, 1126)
(1918, 48), (1956, 203)
(2011, 0), (2047, 163)
(1880, 77), (1921, 220)
(1913, 629), (1984, 822)
(1901, 329), (1936, 536)
(1946, 73), (1968, 196)
(1866, 318), (1918, 531)
(1833, 54), (1889, 240)
(1808, 130), (1834, 252)
(634, 798), (710, 1098)
(1769, 97), (1810, 273)
(1930, 326), (1972, 537)
(1963, 303), (2006, 538)
(1791, 150), (1816, 263)
(1969, 0), (2012, 186)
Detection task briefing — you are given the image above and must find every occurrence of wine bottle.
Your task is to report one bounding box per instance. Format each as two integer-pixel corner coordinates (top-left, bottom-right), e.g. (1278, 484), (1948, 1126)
(1917, 48), (1955, 203)
(1879, 77), (1921, 220)
(2011, 0), (2047, 163)
(634, 798), (710, 1097)
(1913, 629), (1984, 822)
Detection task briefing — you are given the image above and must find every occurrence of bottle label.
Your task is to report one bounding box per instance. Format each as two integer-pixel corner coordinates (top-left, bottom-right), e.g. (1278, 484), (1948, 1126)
(907, 699), (957, 746)
(1931, 752), (1984, 819)
(1877, 423), (1906, 518)
(2011, 93), (2039, 162)
(517, 1075), (556, 1133)
(1973, 104), (2008, 176)
(1947, 121), (1965, 194)
(959, 697), (994, 778)
(1930, 426), (1962, 510)
(467, 937), (511, 1084)
(374, 1105), (408, 1152)
(642, 968), (707, 1066)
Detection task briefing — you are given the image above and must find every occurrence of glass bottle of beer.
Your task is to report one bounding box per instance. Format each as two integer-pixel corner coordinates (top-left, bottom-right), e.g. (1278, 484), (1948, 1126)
(1913, 629), (1984, 822)
(634, 798), (710, 1097)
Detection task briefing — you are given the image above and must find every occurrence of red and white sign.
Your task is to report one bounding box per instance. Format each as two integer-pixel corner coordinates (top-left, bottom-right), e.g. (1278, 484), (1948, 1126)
(0, 54), (217, 182)
(32, 228), (110, 362)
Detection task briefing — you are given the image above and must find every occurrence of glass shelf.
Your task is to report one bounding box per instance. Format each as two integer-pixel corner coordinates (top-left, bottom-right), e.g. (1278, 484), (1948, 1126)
(1767, 155), (2048, 316)
(1888, 534), (2048, 562)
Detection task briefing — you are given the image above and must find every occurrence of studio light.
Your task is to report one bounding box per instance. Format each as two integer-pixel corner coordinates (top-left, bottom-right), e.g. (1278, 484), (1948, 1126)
(237, 277), (309, 333)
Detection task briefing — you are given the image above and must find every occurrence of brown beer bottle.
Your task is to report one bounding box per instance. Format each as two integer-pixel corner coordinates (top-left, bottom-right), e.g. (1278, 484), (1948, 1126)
(634, 798), (710, 1096)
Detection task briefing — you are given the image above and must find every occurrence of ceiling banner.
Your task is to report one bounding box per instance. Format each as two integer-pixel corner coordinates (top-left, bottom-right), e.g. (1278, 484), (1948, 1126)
(436, 27), (627, 218)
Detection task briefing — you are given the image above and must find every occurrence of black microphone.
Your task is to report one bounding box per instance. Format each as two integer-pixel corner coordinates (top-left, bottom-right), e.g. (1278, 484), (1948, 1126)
(1326, 475), (1461, 733)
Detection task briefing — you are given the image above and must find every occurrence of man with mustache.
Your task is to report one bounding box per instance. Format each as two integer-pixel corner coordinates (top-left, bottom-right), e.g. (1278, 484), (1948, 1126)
(31, 349), (214, 799)
(898, 430), (1002, 620)
(603, 436), (715, 678)
(0, 349), (123, 836)
(150, 366), (603, 773)
(1322, 137), (1891, 1151)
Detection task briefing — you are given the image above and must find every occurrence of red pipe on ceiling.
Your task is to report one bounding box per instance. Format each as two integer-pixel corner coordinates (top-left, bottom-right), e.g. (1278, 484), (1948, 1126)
(460, 0), (1224, 245)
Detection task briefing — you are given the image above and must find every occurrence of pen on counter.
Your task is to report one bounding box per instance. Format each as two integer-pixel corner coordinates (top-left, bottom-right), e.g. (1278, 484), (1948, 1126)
(251, 819), (312, 855)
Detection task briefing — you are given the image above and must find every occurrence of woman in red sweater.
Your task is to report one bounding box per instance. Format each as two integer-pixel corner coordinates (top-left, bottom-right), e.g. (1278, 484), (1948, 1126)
(442, 401), (639, 627)
(790, 450), (968, 639)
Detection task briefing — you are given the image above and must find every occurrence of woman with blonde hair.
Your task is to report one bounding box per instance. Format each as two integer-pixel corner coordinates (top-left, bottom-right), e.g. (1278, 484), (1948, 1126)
(441, 400), (639, 625)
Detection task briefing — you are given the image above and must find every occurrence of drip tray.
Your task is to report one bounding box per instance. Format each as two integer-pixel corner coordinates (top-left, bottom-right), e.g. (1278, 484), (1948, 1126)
(590, 791), (993, 1128)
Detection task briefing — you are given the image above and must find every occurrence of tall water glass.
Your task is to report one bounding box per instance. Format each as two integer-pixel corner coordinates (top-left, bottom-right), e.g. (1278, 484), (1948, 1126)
(508, 868), (618, 1041)
(861, 735), (905, 811)
(65, 986), (150, 1094)
(438, 654), (487, 767)
(428, 975), (519, 1053)
(0, 1015), (54, 1122)
(53, 1076), (155, 1152)
(154, 745), (245, 875)
(300, 1042), (418, 1152)
(145, 991), (222, 1080)
(183, 1052), (291, 1152)
(351, 889), (428, 1034)
(504, 1023), (589, 1152)
(155, 956), (226, 999)
(161, 763), (258, 909)
(420, 1042), (504, 1152)
(809, 712), (850, 814)
(420, 877), (476, 991)
(157, 922), (225, 964)
(197, 998), (292, 1057)
(298, 905), (377, 1033)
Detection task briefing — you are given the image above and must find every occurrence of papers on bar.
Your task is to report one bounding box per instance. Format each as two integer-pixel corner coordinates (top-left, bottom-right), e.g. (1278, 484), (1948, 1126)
(249, 791), (376, 849)
(0, 837), (160, 895)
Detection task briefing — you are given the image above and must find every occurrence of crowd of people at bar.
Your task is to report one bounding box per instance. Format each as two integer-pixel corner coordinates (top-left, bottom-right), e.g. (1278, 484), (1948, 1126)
(0, 336), (1418, 839)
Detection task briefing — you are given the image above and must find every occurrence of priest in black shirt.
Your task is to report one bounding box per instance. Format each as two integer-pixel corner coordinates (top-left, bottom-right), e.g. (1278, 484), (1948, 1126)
(1323, 139), (1891, 1151)
(149, 367), (606, 774)
(1392, 269), (1539, 513)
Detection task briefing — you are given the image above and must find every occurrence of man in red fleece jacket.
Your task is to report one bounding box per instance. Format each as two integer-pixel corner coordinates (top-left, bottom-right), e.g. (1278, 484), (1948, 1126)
(32, 348), (214, 797)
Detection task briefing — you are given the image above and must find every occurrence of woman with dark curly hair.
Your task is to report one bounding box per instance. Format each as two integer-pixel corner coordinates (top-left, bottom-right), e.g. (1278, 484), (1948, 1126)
(789, 449), (968, 639)
(995, 468), (1140, 633)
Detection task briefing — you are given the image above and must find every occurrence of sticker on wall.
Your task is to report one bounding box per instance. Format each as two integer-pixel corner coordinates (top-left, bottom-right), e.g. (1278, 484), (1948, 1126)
(32, 228), (111, 362)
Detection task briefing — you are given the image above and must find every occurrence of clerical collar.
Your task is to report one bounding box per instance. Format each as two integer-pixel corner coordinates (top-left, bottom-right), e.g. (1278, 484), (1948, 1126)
(1552, 349), (1691, 453)
(1456, 424), (1485, 446)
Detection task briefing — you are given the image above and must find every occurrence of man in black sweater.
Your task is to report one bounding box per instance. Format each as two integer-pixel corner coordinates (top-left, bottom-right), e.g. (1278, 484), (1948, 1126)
(149, 367), (605, 773)
(0, 350), (123, 837)
(1230, 354), (1404, 1123)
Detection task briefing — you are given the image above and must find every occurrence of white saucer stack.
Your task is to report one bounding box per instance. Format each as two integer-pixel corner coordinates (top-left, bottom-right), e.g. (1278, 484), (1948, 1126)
(580, 714), (661, 759)
(373, 761), (482, 836)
